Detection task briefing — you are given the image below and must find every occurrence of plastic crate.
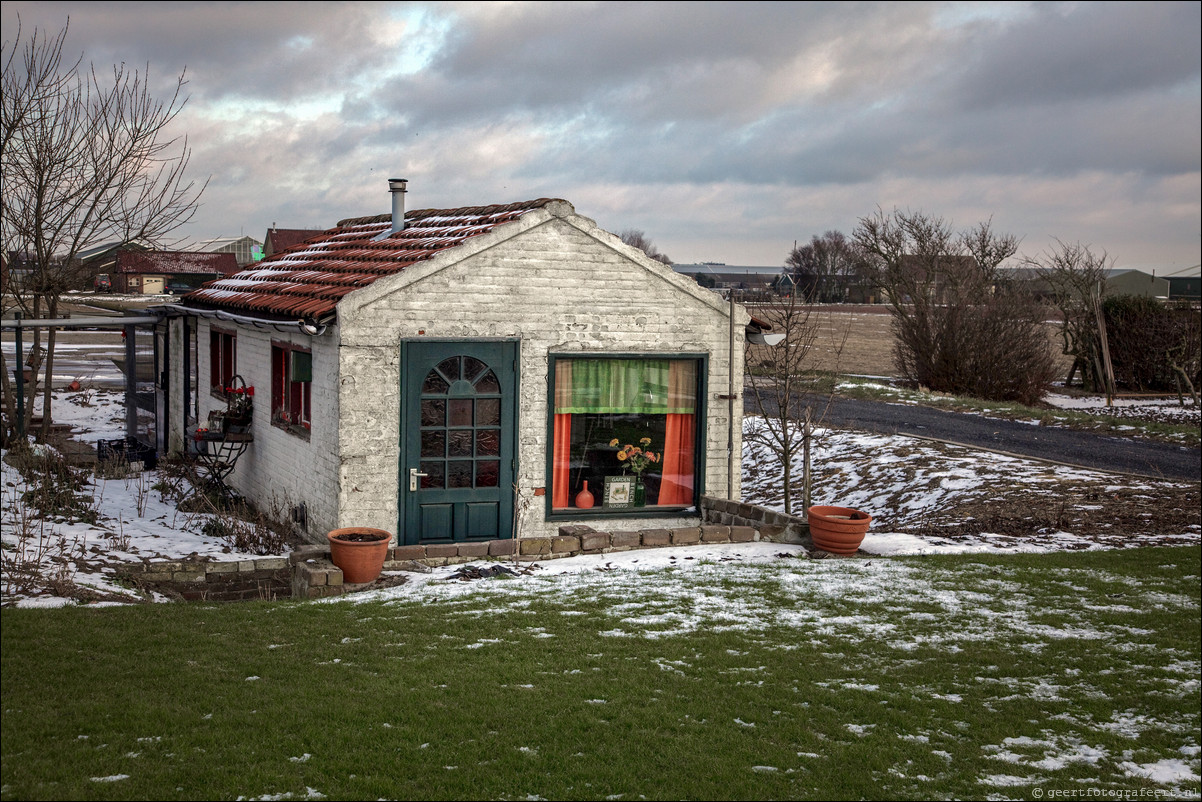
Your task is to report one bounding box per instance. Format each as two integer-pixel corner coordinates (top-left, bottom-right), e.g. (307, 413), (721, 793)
(97, 436), (157, 471)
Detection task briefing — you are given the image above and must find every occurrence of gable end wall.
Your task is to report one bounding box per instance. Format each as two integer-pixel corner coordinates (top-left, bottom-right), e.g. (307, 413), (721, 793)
(336, 214), (743, 540)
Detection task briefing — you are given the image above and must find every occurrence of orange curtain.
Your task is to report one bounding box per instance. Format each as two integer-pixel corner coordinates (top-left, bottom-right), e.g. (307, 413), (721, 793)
(553, 413), (572, 508)
(658, 361), (696, 505)
(659, 413), (694, 505)
(552, 363), (575, 508)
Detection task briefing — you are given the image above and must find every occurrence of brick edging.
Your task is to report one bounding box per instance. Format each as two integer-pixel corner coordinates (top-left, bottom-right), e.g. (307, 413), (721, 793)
(117, 556), (291, 601)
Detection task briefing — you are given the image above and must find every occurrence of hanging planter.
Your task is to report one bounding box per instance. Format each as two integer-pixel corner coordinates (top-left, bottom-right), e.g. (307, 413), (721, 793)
(327, 527), (392, 584)
(807, 506), (872, 556)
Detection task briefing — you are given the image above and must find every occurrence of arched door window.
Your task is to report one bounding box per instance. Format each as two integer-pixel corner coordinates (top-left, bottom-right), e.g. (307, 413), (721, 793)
(419, 356), (502, 490)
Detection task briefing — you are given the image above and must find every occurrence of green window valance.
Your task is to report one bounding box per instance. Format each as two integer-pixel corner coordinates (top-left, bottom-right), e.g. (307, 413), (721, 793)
(554, 359), (696, 415)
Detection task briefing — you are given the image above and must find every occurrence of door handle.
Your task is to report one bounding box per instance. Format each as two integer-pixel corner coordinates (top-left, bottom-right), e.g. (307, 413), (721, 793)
(409, 467), (429, 492)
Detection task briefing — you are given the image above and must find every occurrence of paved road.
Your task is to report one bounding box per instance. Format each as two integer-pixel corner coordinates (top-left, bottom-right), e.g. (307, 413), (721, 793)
(748, 393), (1201, 482)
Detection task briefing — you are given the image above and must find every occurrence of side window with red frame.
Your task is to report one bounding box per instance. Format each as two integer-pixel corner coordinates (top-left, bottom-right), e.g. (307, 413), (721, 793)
(210, 329), (236, 397)
(271, 342), (312, 436)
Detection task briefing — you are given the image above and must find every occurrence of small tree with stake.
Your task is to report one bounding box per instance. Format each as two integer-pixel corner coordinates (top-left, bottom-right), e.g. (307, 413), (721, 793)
(743, 285), (846, 516)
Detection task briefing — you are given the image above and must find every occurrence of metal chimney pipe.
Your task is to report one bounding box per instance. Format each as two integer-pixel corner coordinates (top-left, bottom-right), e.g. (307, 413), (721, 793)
(388, 178), (408, 233)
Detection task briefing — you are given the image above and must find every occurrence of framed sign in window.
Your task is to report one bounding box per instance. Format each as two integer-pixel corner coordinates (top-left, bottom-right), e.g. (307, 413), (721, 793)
(603, 475), (635, 508)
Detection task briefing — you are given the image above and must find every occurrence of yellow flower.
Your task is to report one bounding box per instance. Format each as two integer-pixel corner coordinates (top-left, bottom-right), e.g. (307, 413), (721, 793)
(617, 451), (628, 460)
(640, 437), (651, 446)
(609, 438), (619, 447)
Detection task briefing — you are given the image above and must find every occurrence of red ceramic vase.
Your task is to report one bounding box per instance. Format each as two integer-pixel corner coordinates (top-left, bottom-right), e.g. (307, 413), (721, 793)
(327, 527), (392, 584)
(807, 506), (872, 556)
(575, 480), (595, 509)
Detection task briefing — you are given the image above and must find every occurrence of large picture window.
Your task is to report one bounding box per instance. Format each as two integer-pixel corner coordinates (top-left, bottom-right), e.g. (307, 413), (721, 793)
(550, 356), (702, 512)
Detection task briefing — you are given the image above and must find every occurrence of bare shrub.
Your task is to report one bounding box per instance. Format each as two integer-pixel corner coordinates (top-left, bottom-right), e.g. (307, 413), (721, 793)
(1103, 295), (1201, 400)
(199, 493), (296, 555)
(152, 453), (193, 504)
(10, 445), (99, 524)
(854, 209), (1057, 405)
(1, 481), (85, 599)
(127, 469), (150, 518)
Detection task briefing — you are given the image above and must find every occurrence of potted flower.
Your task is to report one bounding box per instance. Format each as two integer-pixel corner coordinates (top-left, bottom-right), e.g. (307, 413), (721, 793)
(327, 527), (392, 584)
(221, 379), (254, 432)
(610, 437), (659, 507)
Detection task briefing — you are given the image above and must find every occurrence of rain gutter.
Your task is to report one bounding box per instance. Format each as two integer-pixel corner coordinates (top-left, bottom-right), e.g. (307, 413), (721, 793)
(161, 305), (332, 337)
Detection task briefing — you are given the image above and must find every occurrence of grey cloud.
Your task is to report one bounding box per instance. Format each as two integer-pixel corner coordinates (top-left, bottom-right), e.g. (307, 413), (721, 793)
(950, 2), (1200, 110)
(2, 1), (400, 103)
(2, 1), (1196, 268)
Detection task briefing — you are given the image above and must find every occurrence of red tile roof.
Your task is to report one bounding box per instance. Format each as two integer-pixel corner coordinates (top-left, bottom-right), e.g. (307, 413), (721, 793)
(186, 199), (561, 322)
(116, 250), (239, 276)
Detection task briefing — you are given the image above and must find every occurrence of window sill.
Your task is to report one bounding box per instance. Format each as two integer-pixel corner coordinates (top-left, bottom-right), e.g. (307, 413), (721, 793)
(547, 505), (696, 521)
(272, 422), (311, 441)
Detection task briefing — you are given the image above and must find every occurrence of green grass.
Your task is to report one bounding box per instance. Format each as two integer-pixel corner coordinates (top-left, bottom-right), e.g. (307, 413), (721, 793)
(836, 378), (1201, 446)
(3, 547), (1200, 800)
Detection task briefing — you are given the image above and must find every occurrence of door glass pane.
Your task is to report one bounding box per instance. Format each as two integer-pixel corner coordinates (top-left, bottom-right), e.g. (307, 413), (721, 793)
(476, 461), (499, 487)
(448, 461), (472, 489)
(420, 461), (444, 489)
(421, 431), (445, 457)
(476, 429), (499, 456)
(422, 370), (449, 394)
(437, 357), (461, 381)
(476, 398), (500, 426)
(475, 370), (500, 394)
(448, 430), (473, 457)
(449, 399), (473, 427)
(463, 357), (487, 383)
(420, 399), (445, 427)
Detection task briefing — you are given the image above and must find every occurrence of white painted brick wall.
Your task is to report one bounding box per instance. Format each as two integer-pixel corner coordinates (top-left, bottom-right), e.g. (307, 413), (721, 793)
(337, 208), (745, 540)
(194, 319), (341, 539)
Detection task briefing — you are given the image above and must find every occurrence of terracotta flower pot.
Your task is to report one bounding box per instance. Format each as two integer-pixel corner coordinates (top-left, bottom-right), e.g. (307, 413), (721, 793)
(807, 505), (872, 556)
(327, 527), (392, 584)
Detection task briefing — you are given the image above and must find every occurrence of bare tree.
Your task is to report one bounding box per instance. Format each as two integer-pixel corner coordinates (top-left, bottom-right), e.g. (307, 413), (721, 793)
(785, 231), (864, 303)
(1028, 240), (1114, 390)
(854, 208), (1056, 405)
(743, 292), (846, 515)
(1, 18), (205, 445)
(619, 228), (672, 265)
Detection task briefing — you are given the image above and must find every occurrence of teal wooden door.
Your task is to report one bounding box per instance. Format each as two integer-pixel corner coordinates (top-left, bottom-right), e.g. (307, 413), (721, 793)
(400, 341), (518, 545)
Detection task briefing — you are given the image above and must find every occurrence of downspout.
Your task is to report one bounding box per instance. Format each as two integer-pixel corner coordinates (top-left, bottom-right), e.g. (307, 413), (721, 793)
(728, 293), (736, 499)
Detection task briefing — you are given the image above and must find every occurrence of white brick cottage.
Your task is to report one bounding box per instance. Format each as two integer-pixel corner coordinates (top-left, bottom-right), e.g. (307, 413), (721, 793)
(165, 192), (750, 546)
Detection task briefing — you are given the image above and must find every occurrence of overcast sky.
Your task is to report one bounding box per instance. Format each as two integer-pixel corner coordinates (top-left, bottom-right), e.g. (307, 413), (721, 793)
(4, 1), (1199, 273)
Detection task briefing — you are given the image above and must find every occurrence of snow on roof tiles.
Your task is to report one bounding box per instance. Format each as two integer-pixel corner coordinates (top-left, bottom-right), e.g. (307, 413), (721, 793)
(186, 199), (560, 321)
